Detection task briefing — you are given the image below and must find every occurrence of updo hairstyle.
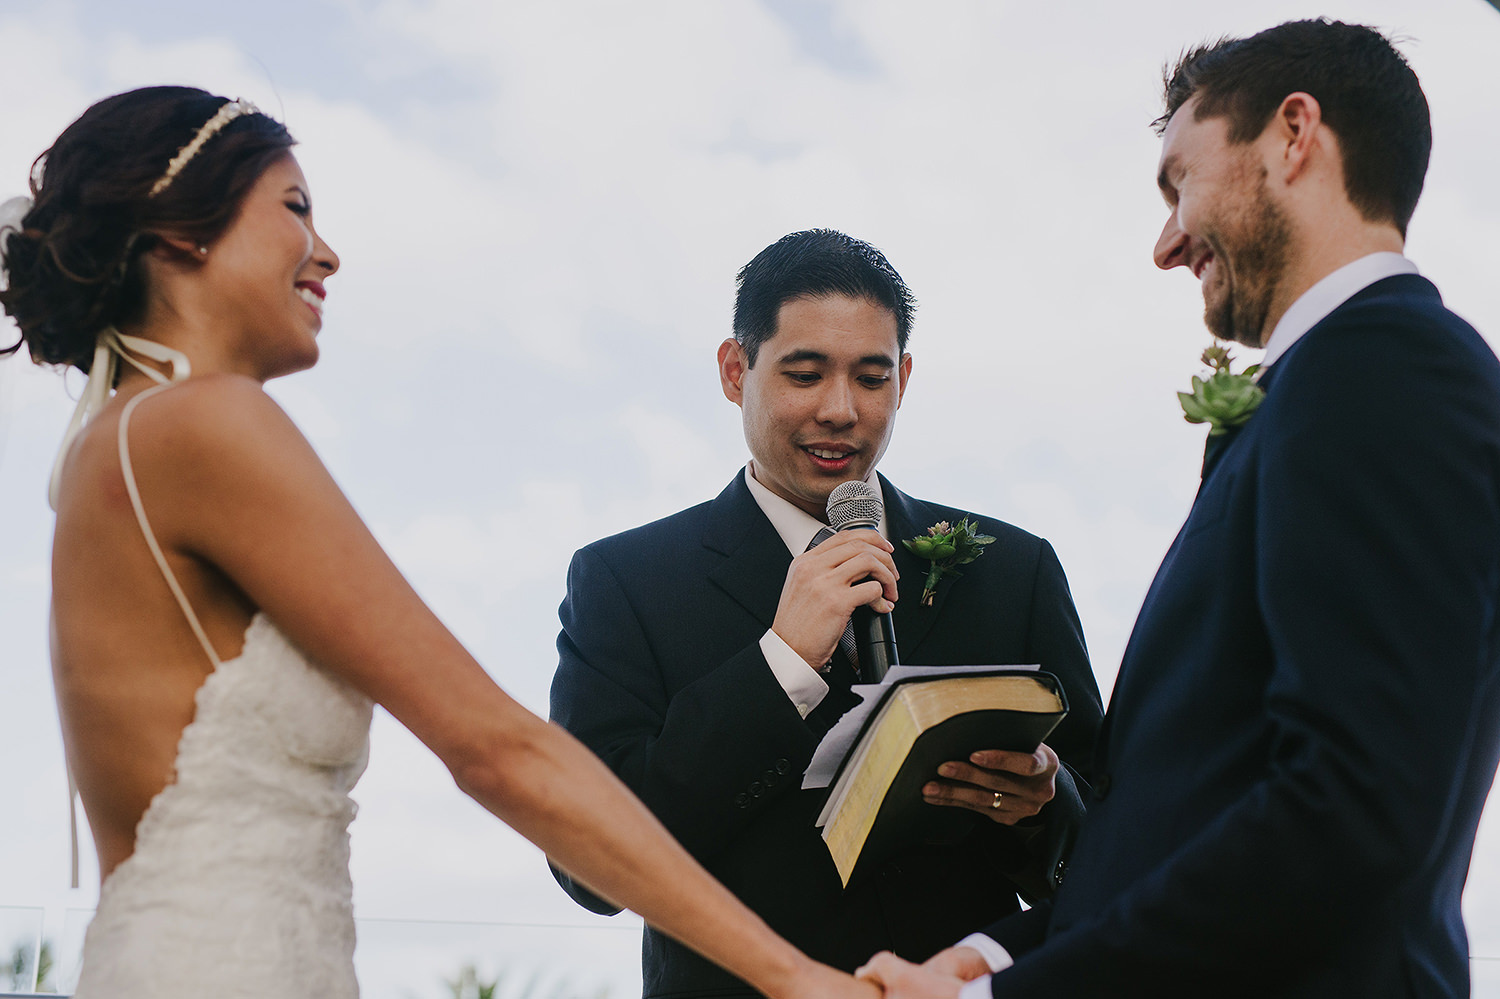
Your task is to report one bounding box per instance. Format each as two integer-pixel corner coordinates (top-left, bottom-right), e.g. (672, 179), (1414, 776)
(0, 86), (296, 373)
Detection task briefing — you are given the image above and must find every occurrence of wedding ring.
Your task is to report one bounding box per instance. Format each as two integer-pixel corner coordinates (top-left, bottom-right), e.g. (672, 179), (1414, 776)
(990, 791), (1004, 809)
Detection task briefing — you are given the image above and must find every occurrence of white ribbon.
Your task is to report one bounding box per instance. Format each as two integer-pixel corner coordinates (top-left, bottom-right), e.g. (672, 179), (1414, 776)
(47, 328), (192, 510)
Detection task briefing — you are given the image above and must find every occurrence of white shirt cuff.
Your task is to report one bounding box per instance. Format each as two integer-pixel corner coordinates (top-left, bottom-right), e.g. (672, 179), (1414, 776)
(759, 629), (829, 718)
(956, 932), (1013, 973)
(959, 977), (996, 999)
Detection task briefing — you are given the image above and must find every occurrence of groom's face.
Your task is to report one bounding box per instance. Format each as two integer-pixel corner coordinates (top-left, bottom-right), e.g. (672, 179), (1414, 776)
(718, 293), (912, 521)
(1153, 95), (1293, 348)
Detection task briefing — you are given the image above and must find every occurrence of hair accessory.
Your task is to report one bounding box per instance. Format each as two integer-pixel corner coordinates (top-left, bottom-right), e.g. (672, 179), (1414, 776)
(0, 194), (34, 291)
(148, 98), (260, 199)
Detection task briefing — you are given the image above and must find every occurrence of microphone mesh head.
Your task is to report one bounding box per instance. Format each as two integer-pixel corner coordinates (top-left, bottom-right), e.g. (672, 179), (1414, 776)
(826, 480), (883, 531)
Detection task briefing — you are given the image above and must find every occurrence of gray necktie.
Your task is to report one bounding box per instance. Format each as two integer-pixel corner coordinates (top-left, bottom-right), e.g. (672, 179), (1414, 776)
(807, 526), (859, 673)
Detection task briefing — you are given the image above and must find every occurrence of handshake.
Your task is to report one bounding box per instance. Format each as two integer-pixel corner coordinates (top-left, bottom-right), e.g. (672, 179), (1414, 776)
(852, 943), (995, 999)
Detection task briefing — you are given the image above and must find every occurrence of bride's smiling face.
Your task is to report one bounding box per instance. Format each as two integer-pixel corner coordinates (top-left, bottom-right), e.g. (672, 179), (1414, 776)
(200, 153), (339, 378)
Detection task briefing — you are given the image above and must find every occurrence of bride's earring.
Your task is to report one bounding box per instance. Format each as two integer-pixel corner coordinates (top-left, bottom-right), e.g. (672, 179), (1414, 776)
(196, 244), (208, 257)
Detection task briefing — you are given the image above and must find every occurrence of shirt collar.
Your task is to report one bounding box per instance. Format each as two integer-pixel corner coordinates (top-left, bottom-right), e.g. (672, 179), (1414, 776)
(742, 462), (890, 557)
(1260, 252), (1418, 370)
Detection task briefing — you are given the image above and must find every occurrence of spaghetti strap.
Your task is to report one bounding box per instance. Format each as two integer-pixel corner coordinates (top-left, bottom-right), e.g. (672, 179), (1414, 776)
(118, 384), (223, 670)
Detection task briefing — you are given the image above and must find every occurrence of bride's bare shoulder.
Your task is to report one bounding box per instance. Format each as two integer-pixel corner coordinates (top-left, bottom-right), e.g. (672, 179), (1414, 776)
(125, 373), (295, 431)
(120, 374), (316, 467)
(107, 373), (337, 538)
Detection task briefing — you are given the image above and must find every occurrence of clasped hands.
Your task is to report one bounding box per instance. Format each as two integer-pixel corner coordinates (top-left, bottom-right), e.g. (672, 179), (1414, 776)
(852, 944), (991, 998)
(819, 944), (991, 998)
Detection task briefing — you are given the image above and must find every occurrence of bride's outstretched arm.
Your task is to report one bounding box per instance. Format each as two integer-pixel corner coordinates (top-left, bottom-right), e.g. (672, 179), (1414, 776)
(126, 375), (877, 999)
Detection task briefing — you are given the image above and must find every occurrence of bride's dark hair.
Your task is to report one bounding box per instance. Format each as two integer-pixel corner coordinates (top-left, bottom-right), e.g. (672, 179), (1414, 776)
(0, 85), (295, 372)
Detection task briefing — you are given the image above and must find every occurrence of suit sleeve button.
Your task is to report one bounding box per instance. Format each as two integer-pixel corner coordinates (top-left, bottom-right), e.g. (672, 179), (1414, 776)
(734, 793), (749, 808)
(775, 758), (790, 774)
(749, 781), (764, 796)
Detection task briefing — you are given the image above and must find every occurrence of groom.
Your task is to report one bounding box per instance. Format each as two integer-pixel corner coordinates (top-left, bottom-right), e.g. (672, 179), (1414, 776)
(549, 229), (1103, 997)
(861, 19), (1500, 999)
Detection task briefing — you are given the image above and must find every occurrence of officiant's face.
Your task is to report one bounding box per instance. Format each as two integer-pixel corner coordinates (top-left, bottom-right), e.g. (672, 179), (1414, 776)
(718, 293), (912, 521)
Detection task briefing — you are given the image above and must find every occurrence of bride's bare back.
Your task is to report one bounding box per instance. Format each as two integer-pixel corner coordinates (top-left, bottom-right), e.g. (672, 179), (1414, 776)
(51, 379), (261, 880)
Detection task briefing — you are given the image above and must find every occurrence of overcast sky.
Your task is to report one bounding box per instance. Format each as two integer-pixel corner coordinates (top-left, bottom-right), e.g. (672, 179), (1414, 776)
(2, 1), (1498, 995)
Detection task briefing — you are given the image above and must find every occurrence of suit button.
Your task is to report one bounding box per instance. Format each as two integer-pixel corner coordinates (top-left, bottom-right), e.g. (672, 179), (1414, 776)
(1054, 859), (1067, 886)
(775, 758), (790, 774)
(763, 769), (779, 786)
(1093, 774), (1112, 800)
(749, 781), (764, 797)
(734, 793), (749, 809)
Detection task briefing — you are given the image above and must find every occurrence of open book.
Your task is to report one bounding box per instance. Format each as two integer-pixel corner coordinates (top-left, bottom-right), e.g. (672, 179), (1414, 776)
(814, 668), (1068, 887)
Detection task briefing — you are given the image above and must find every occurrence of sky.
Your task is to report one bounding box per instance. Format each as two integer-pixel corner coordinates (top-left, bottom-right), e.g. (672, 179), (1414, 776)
(1, 0), (1498, 995)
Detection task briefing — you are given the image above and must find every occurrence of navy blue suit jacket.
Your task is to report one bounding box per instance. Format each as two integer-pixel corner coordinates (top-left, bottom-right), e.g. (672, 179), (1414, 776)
(984, 275), (1500, 997)
(550, 473), (1103, 998)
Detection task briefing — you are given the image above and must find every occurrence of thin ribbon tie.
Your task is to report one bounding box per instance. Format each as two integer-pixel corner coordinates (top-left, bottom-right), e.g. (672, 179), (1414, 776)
(47, 329), (191, 510)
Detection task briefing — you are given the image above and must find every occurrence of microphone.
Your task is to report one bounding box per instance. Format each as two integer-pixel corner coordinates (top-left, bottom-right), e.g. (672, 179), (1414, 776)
(826, 480), (899, 683)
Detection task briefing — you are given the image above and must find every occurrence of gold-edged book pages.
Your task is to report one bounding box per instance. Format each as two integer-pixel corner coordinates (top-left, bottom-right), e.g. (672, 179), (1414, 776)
(819, 671), (1066, 887)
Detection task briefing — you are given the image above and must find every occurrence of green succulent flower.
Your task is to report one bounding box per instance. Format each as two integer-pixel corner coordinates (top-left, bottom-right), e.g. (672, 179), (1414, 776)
(902, 517), (996, 606)
(1177, 342), (1264, 437)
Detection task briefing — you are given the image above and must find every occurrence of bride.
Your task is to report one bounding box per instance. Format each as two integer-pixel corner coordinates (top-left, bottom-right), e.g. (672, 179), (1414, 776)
(1, 86), (875, 999)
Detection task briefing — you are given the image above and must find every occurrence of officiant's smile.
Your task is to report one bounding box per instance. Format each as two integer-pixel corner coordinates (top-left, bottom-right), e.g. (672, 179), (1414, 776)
(717, 292), (912, 520)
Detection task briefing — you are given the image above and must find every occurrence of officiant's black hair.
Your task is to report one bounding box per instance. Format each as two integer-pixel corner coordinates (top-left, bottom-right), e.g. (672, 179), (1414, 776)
(2, 86), (296, 371)
(1155, 19), (1430, 238)
(732, 229), (915, 366)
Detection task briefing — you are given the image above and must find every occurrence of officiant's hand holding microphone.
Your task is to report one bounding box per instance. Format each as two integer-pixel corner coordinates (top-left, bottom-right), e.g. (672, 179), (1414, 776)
(773, 528), (900, 672)
(771, 517), (900, 677)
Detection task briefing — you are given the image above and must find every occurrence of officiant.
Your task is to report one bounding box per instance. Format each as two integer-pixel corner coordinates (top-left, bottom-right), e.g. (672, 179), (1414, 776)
(547, 229), (1103, 997)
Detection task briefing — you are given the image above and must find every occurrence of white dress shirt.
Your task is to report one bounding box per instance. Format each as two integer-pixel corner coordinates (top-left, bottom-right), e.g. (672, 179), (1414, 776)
(742, 462), (889, 718)
(954, 251), (1420, 996)
(1259, 251), (1418, 370)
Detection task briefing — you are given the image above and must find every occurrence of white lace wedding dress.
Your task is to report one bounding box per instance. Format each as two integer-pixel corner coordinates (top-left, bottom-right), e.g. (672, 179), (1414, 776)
(70, 384), (374, 997)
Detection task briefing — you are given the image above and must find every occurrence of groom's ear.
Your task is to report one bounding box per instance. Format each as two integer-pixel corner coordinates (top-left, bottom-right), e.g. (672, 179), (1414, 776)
(719, 338), (750, 407)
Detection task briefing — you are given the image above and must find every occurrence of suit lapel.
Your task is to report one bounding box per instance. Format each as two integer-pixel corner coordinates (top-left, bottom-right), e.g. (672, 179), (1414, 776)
(881, 477), (952, 659)
(703, 473), (794, 630)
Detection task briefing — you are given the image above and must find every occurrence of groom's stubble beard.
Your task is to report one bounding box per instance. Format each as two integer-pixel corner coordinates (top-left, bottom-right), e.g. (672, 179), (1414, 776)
(1202, 165), (1295, 350)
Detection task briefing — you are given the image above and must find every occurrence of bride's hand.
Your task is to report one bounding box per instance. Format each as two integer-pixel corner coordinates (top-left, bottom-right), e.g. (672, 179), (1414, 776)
(779, 961), (884, 999)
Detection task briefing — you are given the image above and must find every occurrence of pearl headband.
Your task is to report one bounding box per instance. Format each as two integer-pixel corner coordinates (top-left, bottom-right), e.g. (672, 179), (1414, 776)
(147, 97), (259, 198)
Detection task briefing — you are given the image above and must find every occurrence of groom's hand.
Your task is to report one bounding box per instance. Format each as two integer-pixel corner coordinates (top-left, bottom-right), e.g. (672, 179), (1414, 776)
(922, 946), (991, 980)
(921, 744), (1059, 824)
(856, 952), (963, 999)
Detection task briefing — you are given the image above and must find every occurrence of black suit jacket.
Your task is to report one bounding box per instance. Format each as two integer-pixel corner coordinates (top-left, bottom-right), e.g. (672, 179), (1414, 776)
(550, 473), (1102, 997)
(984, 275), (1500, 997)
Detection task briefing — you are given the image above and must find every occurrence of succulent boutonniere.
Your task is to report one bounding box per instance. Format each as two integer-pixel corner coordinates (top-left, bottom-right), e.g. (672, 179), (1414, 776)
(902, 518), (996, 607)
(1177, 342), (1264, 437)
